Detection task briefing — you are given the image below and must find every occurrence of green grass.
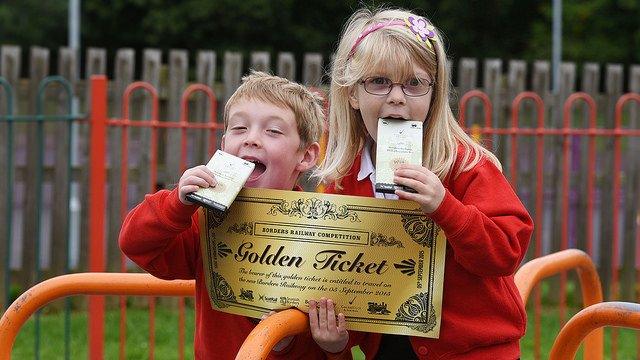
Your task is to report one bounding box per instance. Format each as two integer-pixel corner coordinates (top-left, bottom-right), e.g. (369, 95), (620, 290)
(11, 298), (195, 359)
(9, 299), (638, 359)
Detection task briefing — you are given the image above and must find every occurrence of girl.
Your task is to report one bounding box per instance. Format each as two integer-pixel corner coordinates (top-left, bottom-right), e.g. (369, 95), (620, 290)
(314, 7), (534, 360)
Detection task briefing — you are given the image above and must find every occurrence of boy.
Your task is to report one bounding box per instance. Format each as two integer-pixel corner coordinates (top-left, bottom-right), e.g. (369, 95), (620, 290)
(119, 71), (328, 359)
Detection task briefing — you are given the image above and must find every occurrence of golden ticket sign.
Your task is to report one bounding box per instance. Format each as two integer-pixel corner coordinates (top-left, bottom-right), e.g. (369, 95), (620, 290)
(198, 188), (446, 337)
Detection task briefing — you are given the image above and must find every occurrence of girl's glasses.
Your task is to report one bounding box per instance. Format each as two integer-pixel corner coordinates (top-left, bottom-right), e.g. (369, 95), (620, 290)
(361, 76), (434, 97)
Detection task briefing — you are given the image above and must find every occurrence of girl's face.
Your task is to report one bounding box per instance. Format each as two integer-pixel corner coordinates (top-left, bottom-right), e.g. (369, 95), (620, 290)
(348, 62), (433, 142)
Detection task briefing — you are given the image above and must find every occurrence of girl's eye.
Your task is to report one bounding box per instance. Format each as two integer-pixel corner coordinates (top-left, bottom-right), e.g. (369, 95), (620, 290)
(370, 77), (390, 85)
(406, 78), (421, 87)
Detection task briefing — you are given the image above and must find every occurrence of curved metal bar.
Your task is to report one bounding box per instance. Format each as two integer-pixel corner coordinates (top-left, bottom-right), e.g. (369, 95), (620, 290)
(235, 309), (309, 360)
(515, 249), (603, 359)
(0, 273), (194, 359)
(179, 84), (219, 169)
(36, 75), (74, 117)
(549, 302), (640, 360)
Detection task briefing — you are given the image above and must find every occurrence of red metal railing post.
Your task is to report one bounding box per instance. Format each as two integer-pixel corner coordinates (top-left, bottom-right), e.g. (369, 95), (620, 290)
(611, 93), (640, 359)
(88, 75), (108, 360)
(511, 91), (545, 360)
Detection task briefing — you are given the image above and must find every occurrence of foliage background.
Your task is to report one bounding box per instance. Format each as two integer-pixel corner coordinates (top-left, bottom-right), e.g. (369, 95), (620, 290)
(0, 0), (639, 72)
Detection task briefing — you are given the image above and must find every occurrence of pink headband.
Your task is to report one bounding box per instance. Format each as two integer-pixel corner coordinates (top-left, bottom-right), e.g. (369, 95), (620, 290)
(348, 16), (437, 59)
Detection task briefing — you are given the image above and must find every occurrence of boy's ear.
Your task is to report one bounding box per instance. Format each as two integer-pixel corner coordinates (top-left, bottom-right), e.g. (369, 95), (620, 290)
(296, 142), (321, 173)
(348, 87), (360, 110)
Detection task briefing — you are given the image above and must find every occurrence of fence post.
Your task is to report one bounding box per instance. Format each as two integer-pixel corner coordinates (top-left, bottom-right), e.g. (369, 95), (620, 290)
(303, 53), (323, 87)
(88, 75), (107, 360)
(250, 51), (270, 72)
(277, 52), (296, 80)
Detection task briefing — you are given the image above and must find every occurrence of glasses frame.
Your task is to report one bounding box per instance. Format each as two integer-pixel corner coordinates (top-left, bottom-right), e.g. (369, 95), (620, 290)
(360, 76), (435, 97)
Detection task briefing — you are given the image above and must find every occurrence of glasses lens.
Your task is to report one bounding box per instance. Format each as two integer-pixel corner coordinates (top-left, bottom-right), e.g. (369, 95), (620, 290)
(403, 78), (431, 96)
(364, 77), (392, 95)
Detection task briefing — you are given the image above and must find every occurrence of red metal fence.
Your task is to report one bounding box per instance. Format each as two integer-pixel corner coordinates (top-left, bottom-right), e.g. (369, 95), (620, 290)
(1, 74), (638, 358)
(68, 75), (640, 359)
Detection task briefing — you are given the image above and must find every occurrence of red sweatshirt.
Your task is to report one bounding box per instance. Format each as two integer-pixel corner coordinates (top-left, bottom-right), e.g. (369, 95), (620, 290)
(325, 150), (533, 359)
(119, 187), (328, 360)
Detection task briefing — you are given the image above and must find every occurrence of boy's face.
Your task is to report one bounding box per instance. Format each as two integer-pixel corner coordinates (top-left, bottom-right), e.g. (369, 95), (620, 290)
(222, 99), (319, 190)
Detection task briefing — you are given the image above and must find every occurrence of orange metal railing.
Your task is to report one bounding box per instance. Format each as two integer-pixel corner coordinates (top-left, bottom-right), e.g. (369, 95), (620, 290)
(237, 249), (605, 360)
(0, 249), (620, 360)
(0, 273), (194, 360)
(514, 249), (603, 360)
(549, 302), (640, 360)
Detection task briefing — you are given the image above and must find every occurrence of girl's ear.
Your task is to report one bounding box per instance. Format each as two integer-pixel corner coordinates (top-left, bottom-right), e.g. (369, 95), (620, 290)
(296, 142), (320, 173)
(348, 87), (360, 110)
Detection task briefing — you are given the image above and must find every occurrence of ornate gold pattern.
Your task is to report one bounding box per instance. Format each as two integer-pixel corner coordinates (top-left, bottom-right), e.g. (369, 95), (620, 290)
(395, 292), (437, 333)
(268, 198), (361, 222)
(401, 211), (439, 247)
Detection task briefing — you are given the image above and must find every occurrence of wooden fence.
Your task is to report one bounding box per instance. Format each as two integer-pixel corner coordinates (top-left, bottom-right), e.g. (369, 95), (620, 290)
(0, 45), (639, 310)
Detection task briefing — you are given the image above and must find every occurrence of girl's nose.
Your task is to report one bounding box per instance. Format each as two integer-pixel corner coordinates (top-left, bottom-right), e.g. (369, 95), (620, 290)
(386, 84), (406, 105)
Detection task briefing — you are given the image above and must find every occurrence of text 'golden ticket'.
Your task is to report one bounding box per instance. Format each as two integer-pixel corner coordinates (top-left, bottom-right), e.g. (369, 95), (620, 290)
(199, 188), (446, 337)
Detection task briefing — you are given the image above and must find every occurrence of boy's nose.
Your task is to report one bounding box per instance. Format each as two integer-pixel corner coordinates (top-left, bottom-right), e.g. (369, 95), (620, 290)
(386, 84), (406, 104)
(243, 130), (261, 147)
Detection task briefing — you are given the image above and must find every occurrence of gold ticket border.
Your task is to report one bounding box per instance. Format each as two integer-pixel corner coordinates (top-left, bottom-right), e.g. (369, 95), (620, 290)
(201, 193), (442, 334)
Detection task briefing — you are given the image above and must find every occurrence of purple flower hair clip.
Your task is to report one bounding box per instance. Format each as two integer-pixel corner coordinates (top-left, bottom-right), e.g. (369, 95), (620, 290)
(405, 16), (436, 49)
(347, 16), (438, 59)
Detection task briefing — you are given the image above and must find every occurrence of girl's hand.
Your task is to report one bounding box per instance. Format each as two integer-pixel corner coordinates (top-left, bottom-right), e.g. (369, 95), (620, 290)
(394, 164), (445, 214)
(177, 165), (217, 205)
(308, 298), (349, 353)
(261, 311), (295, 351)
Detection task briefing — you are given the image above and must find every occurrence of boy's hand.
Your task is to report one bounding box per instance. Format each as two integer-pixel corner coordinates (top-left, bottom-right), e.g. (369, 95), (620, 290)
(261, 311), (294, 352)
(394, 164), (445, 214)
(309, 298), (348, 354)
(178, 165), (217, 205)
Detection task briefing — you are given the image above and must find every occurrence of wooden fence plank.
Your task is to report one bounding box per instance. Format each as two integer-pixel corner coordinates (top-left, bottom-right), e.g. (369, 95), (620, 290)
(250, 51), (270, 73)
(576, 63), (600, 254)
(303, 53), (322, 87)
(107, 48), (134, 272)
(277, 52), (296, 81)
(457, 58), (479, 122)
(599, 63), (624, 298)
(0, 45), (21, 308)
(84, 48), (107, 113)
(553, 62), (577, 250)
(48, 47), (76, 278)
(165, 49), (188, 187)
(528, 60), (550, 261)
(620, 65), (640, 300)
(507, 60), (532, 208)
(21, 46), (49, 287)
(195, 50), (216, 166)
(137, 48), (162, 213)
(483, 58), (502, 155)
(223, 51), (242, 106)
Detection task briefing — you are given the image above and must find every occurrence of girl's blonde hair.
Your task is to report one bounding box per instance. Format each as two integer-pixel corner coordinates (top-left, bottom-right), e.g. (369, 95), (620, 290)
(316, 7), (500, 186)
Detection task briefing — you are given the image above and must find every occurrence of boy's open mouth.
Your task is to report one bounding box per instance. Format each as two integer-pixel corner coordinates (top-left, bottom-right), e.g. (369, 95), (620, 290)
(246, 159), (266, 181)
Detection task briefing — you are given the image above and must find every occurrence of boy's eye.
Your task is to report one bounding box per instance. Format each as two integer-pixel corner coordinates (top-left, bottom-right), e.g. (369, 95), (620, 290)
(229, 126), (246, 131)
(267, 129), (283, 135)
